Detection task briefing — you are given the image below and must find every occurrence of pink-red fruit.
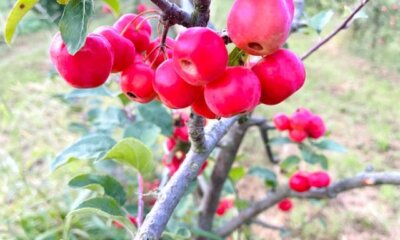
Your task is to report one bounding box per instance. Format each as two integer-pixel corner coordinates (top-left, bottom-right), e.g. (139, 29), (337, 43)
(120, 63), (156, 103)
(289, 172), (310, 192)
(113, 14), (152, 52)
(252, 49), (306, 105)
(205, 67), (261, 118)
(306, 115), (326, 139)
(273, 113), (291, 131)
(94, 26), (136, 73)
(308, 171), (331, 188)
(50, 33), (113, 88)
(227, 0), (293, 56)
(278, 198), (293, 212)
(289, 129), (307, 143)
(154, 60), (202, 109)
(173, 27), (228, 86)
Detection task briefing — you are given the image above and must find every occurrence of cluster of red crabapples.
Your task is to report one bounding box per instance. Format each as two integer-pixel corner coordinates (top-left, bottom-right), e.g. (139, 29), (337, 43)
(273, 108), (326, 143)
(162, 111), (208, 176)
(50, 0), (306, 119)
(215, 198), (235, 216)
(277, 170), (331, 212)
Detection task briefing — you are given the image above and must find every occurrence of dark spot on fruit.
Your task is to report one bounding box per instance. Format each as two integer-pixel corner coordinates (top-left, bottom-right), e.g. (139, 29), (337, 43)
(127, 92), (136, 98)
(20, 4), (25, 9)
(248, 42), (263, 51)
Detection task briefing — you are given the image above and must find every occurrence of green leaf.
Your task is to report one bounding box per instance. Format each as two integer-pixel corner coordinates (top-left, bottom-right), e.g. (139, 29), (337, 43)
(68, 174), (127, 205)
(64, 86), (113, 100)
(124, 121), (161, 147)
(104, 138), (154, 175)
(308, 10), (334, 34)
(248, 166), (277, 188)
(59, 0), (94, 55)
(102, 0), (120, 16)
(300, 145), (329, 168)
(117, 92), (131, 106)
(138, 101), (173, 136)
(51, 134), (116, 171)
(270, 137), (292, 145)
(4, 0), (39, 44)
(311, 139), (346, 153)
(228, 47), (247, 66)
(280, 155), (300, 173)
(228, 166), (246, 182)
(64, 197), (135, 239)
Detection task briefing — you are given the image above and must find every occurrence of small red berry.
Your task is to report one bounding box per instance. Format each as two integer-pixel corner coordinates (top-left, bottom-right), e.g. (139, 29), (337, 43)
(173, 125), (189, 143)
(216, 198), (234, 216)
(306, 115), (326, 139)
(173, 27), (228, 86)
(308, 171), (331, 188)
(289, 172), (310, 192)
(137, 3), (147, 13)
(165, 137), (177, 151)
(120, 63), (156, 103)
(278, 198), (293, 212)
(288, 129), (307, 143)
(290, 108), (312, 131)
(154, 59), (202, 109)
(102, 5), (112, 14)
(273, 113), (291, 131)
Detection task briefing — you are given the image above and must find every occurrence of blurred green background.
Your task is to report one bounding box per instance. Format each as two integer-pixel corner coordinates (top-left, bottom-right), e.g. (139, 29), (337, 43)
(0, 0), (399, 239)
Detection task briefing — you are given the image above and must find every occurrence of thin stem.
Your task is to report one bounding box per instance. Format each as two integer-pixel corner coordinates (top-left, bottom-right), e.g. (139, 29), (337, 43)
(301, 0), (371, 61)
(137, 173), (144, 228)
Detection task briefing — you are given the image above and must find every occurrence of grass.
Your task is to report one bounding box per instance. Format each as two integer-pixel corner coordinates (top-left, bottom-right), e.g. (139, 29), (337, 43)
(0, 1), (400, 239)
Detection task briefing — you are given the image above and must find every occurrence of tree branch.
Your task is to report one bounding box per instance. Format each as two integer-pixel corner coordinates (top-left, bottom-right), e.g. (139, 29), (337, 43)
(150, 0), (192, 27)
(197, 122), (249, 239)
(189, 111), (207, 152)
(252, 219), (286, 232)
(192, 0), (212, 27)
(134, 116), (239, 240)
(301, 0), (371, 61)
(217, 171), (400, 237)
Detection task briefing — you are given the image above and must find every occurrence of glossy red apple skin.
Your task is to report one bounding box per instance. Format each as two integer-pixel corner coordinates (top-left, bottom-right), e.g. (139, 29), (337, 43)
(289, 129), (307, 143)
(252, 49), (306, 105)
(205, 67), (261, 118)
(154, 59), (202, 109)
(227, 0), (293, 56)
(50, 33), (113, 88)
(146, 37), (175, 69)
(278, 198), (293, 212)
(113, 14), (152, 52)
(273, 113), (291, 131)
(308, 171), (331, 188)
(94, 26), (136, 73)
(173, 27), (228, 86)
(120, 63), (156, 103)
(289, 171), (310, 192)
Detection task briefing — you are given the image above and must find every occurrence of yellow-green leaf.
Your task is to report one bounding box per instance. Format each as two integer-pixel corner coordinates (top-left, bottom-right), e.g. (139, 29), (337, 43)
(57, 0), (69, 5)
(4, 0), (39, 44)
(102, 0), (120, 16)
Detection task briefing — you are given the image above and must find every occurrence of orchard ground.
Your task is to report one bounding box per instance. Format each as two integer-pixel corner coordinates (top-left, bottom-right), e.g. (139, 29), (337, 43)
(1, 2), (400, 240)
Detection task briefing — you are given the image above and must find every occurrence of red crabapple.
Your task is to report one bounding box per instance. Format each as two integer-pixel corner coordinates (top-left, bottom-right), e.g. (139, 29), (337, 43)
(50, 33), (113, 88)
(278, 198), (293, 212)
(290, 108), (312, 131)
(306, 115), (326, 139)
(308, 171), (331, 188)
(204, 67), (261, 118)
(216, 198), (234, 216)
(120, 63), (156, 103)
(273, 113), (291, 131)
(173, 27), (228, 86)
(154, 59), (202, 109)
(252, 49), (306, 105)
(113, 14), (152, 52)
(289, 171), (310, 192)
(288, 129), (307, 143)
(93, 26), (136, 73)
(227, 0), (293, 56)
